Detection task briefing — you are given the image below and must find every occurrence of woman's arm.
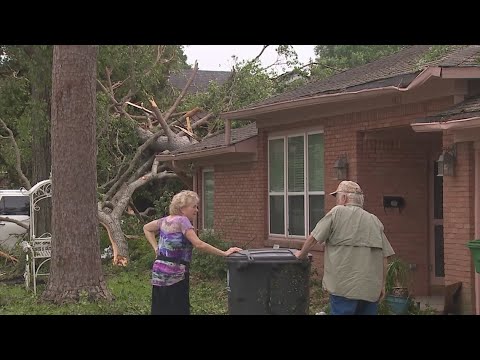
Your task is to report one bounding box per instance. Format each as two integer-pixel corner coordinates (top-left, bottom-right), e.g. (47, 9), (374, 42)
(185, 229), (242, 256)
(143, 219), (160, 255)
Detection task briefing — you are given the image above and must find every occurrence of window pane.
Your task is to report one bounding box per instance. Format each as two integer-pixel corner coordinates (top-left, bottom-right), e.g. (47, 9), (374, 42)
(308, 133), (324, 192)
(3, 196), (29, 216)
(288, 136), (304, 192)
(203, 172), (214, 228)
(269, 139), (284, 192)
(270, 196), (284, 234)
(309, 195), (325, 233)
(288, 195), (304, 236)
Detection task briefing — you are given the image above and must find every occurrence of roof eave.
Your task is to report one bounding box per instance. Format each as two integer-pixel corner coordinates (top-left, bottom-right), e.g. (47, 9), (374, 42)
(156, 145), (235, 161)
(221, 66), (451, 120)
(411, 116), (480, 132)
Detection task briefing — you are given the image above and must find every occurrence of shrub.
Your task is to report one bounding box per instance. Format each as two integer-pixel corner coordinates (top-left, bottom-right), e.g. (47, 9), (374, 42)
(190, 229), (232, 280)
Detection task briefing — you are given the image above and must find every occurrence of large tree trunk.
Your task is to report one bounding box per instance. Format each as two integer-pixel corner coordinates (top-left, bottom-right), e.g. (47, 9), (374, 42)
(31, 47), (52, 237)
(42, 45), (112, 303)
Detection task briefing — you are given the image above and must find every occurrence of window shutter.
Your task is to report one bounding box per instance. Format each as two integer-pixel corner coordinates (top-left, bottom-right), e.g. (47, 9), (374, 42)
(269, 139), (284, 192)
(288, 136), (304, 192)
(308, 134), (324, 192)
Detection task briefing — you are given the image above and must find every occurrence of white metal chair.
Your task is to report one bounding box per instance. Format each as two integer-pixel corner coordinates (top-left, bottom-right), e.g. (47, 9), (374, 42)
(20, 179), (52, 295)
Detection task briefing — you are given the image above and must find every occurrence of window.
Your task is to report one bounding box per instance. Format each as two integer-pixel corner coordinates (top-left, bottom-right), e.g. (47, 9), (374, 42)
(0, 196), (30, 216)
(268, 131), (325, 237)
(202, 169), (214, 229)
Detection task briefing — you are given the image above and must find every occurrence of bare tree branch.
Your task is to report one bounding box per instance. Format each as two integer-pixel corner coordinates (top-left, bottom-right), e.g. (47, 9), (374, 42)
(115, 130), (126, 159)
(100, 161), (130, 190)
(252, 45), (270, 63)
(0, 250), (18, 263)
(149, 98), (175, 143)
(127, 199), (145, 222)
(151, 157), (160, 175)
(126, 101), (153, 115)
(0, 216), (29, 230)
(112, 171), (178, 218)
(162, 61), (199, 122)
(0, 118), (31, 190)
(128, 155), (155, 184)
(145, 45), (166, 77)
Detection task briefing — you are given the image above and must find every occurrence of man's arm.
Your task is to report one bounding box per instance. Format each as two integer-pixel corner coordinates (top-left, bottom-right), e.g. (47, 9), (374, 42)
(294, 208), (334, 259)
(295, 234), (318, 260)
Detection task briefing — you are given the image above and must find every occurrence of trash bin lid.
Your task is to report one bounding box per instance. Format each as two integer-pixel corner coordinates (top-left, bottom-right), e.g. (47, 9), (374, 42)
(467, 239), (480, 249)
(226, 248), (311, 263)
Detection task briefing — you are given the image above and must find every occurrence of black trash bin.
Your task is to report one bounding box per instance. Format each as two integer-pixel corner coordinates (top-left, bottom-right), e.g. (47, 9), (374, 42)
(226, 248), (312, 315)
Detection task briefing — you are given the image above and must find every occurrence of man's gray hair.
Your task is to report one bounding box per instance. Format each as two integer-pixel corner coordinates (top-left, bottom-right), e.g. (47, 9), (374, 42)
(340, 191), (364, 207)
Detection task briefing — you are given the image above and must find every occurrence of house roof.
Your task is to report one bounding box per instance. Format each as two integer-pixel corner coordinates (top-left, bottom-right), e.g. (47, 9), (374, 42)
(417, 95), (480, 123)
(166, 122), (257, 156)
(228, 45), (480, 111)
(168, 69), (232, 94)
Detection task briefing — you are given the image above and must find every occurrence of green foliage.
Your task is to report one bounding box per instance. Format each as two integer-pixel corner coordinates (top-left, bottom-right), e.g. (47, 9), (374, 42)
(152, 179), (187, 218)
(385, 256), (411, 294)
(311, 45), (406, 80)
(415, 45), (455, 69)
(190, 229), (233, 280)
(98, 45), (187, 108)
(0, 45), (53, 186)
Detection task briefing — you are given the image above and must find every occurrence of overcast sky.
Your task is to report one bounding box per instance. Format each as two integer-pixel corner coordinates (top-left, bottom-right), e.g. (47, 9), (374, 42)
(183, 45), (316, 72)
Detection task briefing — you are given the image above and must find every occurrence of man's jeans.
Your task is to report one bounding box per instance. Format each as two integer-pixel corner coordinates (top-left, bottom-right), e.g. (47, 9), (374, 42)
(329, 294), (378, 315)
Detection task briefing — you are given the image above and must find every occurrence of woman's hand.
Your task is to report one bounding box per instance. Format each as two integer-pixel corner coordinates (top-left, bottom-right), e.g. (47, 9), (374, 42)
(224, 247), (243, 256)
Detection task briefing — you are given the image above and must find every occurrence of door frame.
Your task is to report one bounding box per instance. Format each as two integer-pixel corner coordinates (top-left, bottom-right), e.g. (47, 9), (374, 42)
(429, 155), (445, 287)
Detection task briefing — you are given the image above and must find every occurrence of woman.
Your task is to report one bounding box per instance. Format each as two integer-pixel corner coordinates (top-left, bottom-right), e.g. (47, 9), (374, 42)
(143, 190), (242, 315)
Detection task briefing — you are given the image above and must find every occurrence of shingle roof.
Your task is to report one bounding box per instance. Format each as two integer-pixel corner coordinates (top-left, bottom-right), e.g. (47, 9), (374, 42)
(168, 69), (232, 94)
(245, 45), (480, 109)
(417, 95), (480, 123)
(171, 122), (257, 155)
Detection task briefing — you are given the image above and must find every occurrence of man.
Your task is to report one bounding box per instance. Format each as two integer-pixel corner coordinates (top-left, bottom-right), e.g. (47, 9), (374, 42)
(295, 180), (395, 315)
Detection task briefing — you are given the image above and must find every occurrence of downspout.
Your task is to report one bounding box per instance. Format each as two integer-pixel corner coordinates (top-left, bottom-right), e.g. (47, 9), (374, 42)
(474, 142), (480, 314)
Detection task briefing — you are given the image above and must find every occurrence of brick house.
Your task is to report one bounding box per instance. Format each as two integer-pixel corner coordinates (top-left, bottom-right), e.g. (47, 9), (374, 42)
(158, 45), (480, 314)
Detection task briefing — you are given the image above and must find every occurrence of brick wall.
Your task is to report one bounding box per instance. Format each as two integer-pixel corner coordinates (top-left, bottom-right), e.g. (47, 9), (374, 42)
(442, 135), (476, 314)
(258, 97), (453, 295)
(199, 133), (269, 249)
(198, 95), (478, 310)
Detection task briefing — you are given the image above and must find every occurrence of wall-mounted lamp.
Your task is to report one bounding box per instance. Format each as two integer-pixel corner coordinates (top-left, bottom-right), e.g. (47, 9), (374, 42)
(437, 145), (456, 177)
(333, 154), (348, 180)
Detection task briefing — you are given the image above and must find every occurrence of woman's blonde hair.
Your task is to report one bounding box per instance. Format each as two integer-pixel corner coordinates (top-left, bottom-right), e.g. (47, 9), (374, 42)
(169, 190), (200, 216)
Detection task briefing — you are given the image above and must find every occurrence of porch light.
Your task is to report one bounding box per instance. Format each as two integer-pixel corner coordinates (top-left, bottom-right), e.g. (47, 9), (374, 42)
(333, 154), (348, 180)
(437, 146), (456, 177)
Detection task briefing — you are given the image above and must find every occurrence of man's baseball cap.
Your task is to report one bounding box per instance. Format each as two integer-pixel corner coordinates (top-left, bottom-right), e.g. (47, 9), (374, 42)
(330, 180), (364, 196)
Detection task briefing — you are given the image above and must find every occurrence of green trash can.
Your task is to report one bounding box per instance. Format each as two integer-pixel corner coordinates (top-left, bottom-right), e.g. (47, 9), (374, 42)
(466, 239), (480, 274)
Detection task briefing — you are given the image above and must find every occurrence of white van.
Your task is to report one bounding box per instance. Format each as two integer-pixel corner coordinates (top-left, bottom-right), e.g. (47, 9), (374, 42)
(0, 190), (29, 251)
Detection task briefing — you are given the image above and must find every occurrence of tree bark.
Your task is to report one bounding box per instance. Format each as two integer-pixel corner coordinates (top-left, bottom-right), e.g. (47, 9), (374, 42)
(42, 45), (112, 303)
(31, 47), (52, 237)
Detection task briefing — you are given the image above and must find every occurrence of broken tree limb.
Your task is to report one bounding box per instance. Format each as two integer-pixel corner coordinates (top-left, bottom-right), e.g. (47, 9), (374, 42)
(0, 250), (18, 263)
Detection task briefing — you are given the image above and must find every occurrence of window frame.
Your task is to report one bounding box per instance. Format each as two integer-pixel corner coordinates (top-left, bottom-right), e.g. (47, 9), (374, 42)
(202, 168), (214, 230)
(268, 129), (325, 239)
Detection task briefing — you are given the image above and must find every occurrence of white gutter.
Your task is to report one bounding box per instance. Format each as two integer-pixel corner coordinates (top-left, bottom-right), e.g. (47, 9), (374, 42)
(411, 116), (480, 132)
(221, 67), (442, 120)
